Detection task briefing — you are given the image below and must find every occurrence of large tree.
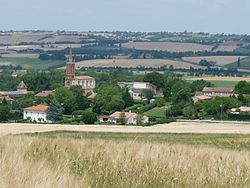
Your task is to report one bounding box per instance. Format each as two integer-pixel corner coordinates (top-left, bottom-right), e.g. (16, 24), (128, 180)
(47, 99), (64, 122)
(54, 87), (76, 115)
(235, 81), (250, 94)
(70, 86), (90, 110)
(143, 72), (165, 89)
(93, 84), (128, 115)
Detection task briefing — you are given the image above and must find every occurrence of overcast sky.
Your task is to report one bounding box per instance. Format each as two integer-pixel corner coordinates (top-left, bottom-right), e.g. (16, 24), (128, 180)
(0, 0), (249, 34)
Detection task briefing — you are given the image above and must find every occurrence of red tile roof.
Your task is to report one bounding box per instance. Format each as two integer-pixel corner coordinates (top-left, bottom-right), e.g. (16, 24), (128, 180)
(202, 87), (234, 93)
(23, 105), (49, 112)
(110, 112), (137, 119)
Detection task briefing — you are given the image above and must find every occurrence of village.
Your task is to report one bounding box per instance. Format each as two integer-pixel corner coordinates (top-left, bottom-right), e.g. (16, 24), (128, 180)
(0, 48), (250, 125)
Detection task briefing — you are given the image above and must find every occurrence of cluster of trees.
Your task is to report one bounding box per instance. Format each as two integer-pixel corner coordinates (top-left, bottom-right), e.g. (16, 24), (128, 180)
(199, 59), (216, 67)
(235, 81), (250, 94)
(92, 84), (134, 115)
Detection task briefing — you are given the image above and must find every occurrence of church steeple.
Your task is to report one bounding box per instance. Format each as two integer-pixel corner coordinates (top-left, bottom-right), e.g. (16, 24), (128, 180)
(65, 47), (76, 88)
(69, 47), (73, 64)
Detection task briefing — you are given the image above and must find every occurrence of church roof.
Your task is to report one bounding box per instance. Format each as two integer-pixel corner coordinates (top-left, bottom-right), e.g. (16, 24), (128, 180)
(75, 76), (95, 80)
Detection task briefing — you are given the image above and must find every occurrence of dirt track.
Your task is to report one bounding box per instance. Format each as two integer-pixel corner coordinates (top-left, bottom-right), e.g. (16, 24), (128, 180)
(0, 122), (250, 136)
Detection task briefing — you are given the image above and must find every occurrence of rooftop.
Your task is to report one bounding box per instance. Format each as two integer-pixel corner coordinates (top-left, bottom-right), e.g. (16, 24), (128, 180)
(202, 87), (234, 93)
(239, 106), (250, 113)
(110, 112), (137, 119)
(23, 105), (49, 112)
(17, 81), (28, 89)
(35, 90), (54, 97)
(75, 76), (95, 80)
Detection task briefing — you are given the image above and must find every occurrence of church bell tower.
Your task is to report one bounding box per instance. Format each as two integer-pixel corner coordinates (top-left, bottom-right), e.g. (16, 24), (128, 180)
(65, 47), (76, 88)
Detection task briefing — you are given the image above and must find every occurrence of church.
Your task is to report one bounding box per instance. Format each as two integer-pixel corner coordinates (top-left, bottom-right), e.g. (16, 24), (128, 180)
(65, 48), (96, 94)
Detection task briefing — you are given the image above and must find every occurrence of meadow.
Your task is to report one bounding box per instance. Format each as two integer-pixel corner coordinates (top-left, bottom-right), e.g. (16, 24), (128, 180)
(0, 57), (65, 70)
(1, 132), (250, 188)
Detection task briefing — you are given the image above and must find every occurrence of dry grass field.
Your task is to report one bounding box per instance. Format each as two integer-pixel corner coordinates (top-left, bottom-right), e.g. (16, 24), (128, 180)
(1, 53), (39, 58)
(122, 41), (213, 52)
(73, 59), (205, 69)
(214, 45), (238, 52)
(186, 76), (250, 82)
(0, 44), (81, 52)
(0, 33), (82, 45)
(0, 35), (43, 45)
(0, 135), (250, 188)
(182, 56), (247, 66)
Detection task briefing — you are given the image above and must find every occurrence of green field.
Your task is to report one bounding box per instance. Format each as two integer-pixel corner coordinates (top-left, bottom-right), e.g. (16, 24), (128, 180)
(26, 131), (250, 151)
(226, 56), (250, 69)
(144, 106), (168, 118)
(186, 79), (238, 88)
(0, 57), (65, 70)
(209, 80), (238, 88)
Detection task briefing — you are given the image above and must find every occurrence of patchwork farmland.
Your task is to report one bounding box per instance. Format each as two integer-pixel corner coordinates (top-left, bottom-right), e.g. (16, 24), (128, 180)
(73, 59), (205, 69)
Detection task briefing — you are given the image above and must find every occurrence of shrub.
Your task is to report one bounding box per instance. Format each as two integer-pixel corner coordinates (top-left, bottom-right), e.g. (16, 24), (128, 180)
(81, 111), (97, 124)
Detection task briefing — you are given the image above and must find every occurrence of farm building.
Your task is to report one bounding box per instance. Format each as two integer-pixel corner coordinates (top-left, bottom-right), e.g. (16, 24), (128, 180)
(23, 105), (49, 123)
(100, 112), (149, 125)
(118, 82), (157, 100)
(0, 81), (31, 98)
(202, 87), (234, 97)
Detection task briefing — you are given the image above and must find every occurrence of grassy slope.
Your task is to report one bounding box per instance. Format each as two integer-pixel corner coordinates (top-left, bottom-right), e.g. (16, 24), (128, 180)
(0, 57), (65, 70)
(226, 56), (250, 69)
(26, 131), (250, 151)
(143, 106), (168, 118)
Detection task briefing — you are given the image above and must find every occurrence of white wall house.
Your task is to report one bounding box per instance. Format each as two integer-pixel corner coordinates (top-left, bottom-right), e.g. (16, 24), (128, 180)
(23, 105), (49, 123)
(118, 82), (157, 100)
(100, 111), (149, 125)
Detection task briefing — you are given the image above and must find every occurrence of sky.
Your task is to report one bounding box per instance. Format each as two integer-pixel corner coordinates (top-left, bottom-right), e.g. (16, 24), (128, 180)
(0, 0), (249, 34)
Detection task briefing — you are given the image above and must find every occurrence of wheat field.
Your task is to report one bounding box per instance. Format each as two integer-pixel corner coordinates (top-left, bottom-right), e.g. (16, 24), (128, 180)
(0, 135), (250, 188)
(122, 42), (213, 52)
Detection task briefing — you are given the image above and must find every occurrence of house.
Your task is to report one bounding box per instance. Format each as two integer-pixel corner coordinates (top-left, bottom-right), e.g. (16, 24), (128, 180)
(192, 95), (212, 103)
(65, 48), (96, 94)
(35, 90), (54, 97)
(118, 82), (157, 100)
(100, 111), (149, 125)
(0, 81), (31, 98)
(193, 87), (236, 102)
(0, 93), (13, 103)
(201, 87), (234, 97)
(230, 106), (250, 114)
(23, 105), (49, 123)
